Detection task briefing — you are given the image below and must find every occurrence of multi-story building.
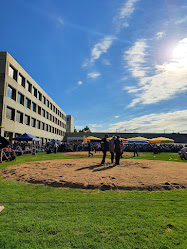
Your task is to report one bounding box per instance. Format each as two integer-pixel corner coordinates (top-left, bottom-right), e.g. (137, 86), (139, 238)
(66, 115), (74, 133)
(0, 52), (70, 143)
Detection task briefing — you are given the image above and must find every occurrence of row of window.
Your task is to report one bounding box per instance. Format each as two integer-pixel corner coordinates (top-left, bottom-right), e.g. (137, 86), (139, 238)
(6, 106), (65, 136)
(7, 85), (66, 128)
(9, 64), (66, 120)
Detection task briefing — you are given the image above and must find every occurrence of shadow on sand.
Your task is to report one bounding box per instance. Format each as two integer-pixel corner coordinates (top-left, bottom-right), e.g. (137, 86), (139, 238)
(76, 162), (116, 172)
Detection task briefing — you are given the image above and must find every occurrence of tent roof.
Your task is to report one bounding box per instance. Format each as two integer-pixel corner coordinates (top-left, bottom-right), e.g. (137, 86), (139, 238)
(67, 137), (84, 141)
(108, 137), (126, 140)
(50, 139), (60, 143)
(12, 133), (41, 141)
(127, 137), (148, 141)
(87, 136), (101, 141)
(149, 137), (174, 141)
(128, 140), (149, 144)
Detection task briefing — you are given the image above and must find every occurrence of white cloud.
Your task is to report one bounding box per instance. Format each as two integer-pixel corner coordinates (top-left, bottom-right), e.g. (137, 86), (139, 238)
(77, 81), (83, 85)
(102, 59), (111, 66)
(57, 17), (64, 25)
(90, 36), (115, 63)
(175, 16), (187, 25)
(89, 124), (103, 128)
(121, 76), (128, 81)
(81, 59), (89, 68)
(109, 110), (187, 133)
(156, 31), (165, 40)
(114, 116), (119, 118)
(124, 39), (149, 78)
(124, 38), (187, 107)
(114, 0), (139, 32)
(88, 72), (101, 79)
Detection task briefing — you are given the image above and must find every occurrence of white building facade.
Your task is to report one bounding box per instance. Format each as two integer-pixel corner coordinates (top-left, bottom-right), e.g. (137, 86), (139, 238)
(0, 52), (70, 143)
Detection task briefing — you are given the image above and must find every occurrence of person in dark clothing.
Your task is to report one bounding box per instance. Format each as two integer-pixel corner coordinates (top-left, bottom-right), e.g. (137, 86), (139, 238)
(88, 141), (93, 157)
(114, 136), (121, 165)
(133, 143), (138, 157)
(101, 134), (109, 164)
(109, 136), (115, 163)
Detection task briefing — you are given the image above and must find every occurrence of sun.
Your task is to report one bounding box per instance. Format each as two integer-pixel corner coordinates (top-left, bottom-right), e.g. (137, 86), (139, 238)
(165, 39), (187, 70)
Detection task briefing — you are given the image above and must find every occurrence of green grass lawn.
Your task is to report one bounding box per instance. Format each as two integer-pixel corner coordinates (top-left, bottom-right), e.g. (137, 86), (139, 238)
(0, 152), (187, 248)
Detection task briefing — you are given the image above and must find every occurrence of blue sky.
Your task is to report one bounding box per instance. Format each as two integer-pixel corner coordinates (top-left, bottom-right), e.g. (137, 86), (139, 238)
(1, 0), (187, 133)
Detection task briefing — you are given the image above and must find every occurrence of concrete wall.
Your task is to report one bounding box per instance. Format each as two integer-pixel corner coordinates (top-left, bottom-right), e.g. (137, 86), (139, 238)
(65, 132), (187, 143)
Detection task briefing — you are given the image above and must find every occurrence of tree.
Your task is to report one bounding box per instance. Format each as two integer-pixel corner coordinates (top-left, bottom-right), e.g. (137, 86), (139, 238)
(74, 128), (77, 133)
(79, 126), (91, 133)
(83, 126), (91, 133)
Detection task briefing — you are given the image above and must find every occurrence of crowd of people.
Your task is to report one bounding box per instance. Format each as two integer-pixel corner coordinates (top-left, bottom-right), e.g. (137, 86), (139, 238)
(1, 135), (187, 163)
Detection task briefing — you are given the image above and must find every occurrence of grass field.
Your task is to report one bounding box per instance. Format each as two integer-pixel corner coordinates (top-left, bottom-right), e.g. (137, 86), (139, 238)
(0, 152), (187, 248)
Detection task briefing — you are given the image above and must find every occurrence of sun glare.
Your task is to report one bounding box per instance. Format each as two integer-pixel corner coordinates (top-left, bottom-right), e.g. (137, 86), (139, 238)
(163, 40), (187, 71)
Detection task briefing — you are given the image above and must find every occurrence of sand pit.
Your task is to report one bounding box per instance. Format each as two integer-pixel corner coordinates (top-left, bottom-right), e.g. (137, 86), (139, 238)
(1, 158), (187, 191)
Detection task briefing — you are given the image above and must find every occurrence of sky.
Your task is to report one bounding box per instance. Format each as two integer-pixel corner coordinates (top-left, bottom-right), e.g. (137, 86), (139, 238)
(1, 0), (187, 133)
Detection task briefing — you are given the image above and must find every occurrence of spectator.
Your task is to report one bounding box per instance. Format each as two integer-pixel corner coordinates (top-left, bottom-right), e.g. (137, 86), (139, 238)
(88, 141), (93, 157)
(101, 134), (109, 165)
(132, 143), (139, 157)
(179, 145), (187, 160)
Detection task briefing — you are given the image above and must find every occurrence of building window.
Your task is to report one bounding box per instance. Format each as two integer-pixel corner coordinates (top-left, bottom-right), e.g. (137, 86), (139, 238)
(16, 111), (23, 123)
(31, 102), (36, 112)
(24, 115), (30, 125)
(42, 96), (46, 105)
(50, 103), (52, 110)
(26, 81), (32, 93)
(33, 87), (37, 98)
(18, 73), (25, 87)
(46, 100), (49, 107)
(17, 92), (24, 105)
(46, 111), (49, 119)
(42, 109), (45, 117)
(7, 85), (16, 100)
(49, 125), (51, 132)
(42, 122), (45, 130)
(46, 124), (48, 131)
(9, 65), (17, 81)
(37, 120), (41, 129)
(6, 106), (15, 120)
(38, 91), (42, 101)
(37, 106), (41, 115)
(25, 98), (31, 109)
(31, 118), (36, 127)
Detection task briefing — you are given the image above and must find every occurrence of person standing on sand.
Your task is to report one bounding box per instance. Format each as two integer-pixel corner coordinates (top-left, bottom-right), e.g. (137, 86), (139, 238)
(88, 141), (93, 157)
(109, 136), (115, 163)
(114, 136), (121, 165)
(120, 140), (123, 158)
(101, 134), (109, 165)
(133, 142), (138, 157)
